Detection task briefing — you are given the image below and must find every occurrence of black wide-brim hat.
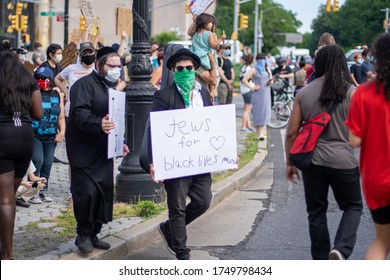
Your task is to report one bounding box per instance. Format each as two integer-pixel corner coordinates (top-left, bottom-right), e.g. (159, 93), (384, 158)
(166, 48), (201, 71)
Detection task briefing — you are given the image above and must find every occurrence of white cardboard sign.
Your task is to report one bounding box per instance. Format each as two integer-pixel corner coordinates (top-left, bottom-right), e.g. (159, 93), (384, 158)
(150, 104), (237, 180)
(189, 0), (215, 15)
(107, 88), (126, 159)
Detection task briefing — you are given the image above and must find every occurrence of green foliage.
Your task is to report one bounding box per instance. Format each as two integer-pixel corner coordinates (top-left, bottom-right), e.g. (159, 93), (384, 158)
(215, 0), (302, 53)
(302, 0), (390, 52)
(150, 32), (181, 48)
(135, 200), (166, 218)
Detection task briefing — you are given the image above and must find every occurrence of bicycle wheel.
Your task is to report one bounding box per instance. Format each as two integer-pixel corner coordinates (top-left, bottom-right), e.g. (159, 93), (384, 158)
(54, 140), (69, 164)
(268, 101), (291, 129)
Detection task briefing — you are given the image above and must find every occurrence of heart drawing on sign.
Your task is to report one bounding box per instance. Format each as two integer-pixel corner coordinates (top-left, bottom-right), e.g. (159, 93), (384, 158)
(209, 136), (225, 150)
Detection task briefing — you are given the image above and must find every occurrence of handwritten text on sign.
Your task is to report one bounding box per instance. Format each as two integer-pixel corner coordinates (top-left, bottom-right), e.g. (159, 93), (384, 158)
(150, 104), (237, 180)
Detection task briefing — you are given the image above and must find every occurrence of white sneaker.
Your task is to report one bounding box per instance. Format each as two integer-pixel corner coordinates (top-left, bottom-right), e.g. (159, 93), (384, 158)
(39, 192), (53, 202)
(329, 249), (345, 260)
(29, 195), (42, 204)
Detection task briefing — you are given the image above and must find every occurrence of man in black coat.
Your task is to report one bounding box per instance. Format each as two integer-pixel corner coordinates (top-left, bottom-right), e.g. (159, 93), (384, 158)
(150, 48), (213, 260)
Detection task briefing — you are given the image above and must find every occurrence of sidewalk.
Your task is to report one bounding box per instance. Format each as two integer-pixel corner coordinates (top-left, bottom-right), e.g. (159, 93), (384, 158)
(13, 117), (268, 260)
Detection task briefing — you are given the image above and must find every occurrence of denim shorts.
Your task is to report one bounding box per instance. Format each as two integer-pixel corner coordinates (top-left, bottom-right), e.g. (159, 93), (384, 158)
(242, 91), (253, 104)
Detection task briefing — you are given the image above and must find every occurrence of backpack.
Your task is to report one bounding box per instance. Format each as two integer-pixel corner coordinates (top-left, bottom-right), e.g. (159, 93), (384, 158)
(289, 102), (338, 170)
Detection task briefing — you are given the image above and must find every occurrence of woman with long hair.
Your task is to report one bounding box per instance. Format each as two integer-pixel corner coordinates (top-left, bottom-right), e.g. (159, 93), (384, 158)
(346, 33), (390, 260)
(242, 53), (273, 140)
(285, 45), (363, 260)
(239, 54), (256, 132)
(0, 43), (43, 259)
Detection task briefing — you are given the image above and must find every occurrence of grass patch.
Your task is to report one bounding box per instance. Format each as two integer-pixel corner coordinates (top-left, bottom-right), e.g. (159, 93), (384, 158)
(211, 132), (259, 183)
(135, 200), (166, 218)
(22, 200), (166, 239)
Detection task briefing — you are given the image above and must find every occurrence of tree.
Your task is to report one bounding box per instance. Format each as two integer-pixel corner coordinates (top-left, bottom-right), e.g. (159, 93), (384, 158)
(214, 0), (302, 53)
(150, 32), (181, 47)
(307, 0), (390, 51)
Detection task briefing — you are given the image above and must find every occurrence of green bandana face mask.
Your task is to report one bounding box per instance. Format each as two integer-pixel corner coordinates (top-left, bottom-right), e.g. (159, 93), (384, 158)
(174, 69), (196, 107)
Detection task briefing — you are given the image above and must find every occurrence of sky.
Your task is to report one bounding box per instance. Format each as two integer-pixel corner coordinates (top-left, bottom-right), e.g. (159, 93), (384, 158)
(273, 0), (346, 33)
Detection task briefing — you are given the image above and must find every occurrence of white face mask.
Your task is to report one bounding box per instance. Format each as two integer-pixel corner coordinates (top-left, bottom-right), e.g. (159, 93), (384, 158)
(357, 58), (363, 64)
(105, 67), (121, 83)
(55, 54), (63, 63)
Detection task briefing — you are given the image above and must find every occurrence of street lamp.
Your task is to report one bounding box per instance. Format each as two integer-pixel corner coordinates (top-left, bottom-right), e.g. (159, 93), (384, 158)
(116, 0), (164, 203)
(257, 6), (278, 54)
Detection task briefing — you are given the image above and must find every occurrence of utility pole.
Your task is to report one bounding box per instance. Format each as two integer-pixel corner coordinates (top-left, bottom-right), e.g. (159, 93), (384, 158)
(382, 8), (390, 33)
(64, 0), (69, 46)
(254, 1), (259, 55)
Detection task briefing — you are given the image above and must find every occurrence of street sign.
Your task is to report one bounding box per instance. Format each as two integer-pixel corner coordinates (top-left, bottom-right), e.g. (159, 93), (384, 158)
(40, 11), (61, 17)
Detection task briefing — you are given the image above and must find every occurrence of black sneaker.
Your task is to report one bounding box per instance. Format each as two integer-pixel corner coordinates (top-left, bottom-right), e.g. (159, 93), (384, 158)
(91, 236), (111, 250)
(157, 222), (175, 255)
(16, 198), (30, 208)
(75, 235), (93, 253)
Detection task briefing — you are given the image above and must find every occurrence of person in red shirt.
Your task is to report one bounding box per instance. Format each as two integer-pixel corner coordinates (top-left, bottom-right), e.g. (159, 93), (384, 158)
(346, 33), (390, 260)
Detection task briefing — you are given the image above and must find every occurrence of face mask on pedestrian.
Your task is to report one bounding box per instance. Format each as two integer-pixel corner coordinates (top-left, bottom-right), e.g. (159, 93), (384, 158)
(36, 79), (51, 91)
(81, 54), (96, 65)
(357, 58), (363, 64)
(54, 54), (63, 63)
(105, 67), (121, 83)
(174, 66), (195, 107)
(366, 55), (373, 62)
(37, 47), (43, 53)
(223, 49), (231, 56)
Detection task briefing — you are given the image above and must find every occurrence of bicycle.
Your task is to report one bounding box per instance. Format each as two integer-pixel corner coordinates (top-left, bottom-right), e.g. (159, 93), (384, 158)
(268, 76), (294, 129)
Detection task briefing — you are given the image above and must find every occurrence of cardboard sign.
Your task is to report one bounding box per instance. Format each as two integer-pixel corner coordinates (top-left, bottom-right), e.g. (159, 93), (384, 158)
(116, 7), (132, 36)
(189, 0), (215, 15)
(23, 61), (36, 74)
(150, 104), (237, 181)
(79, 0), (99, 27)
(60, 42), (78, 69)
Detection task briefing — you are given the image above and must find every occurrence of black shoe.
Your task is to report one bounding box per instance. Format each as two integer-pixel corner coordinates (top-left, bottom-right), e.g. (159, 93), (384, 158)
(91, 236), (111, 250)
(177, 254), (191, 260)
(157, 222), (175, 255)
(75, 235), (93, 253)
(16, 198), (30, 208)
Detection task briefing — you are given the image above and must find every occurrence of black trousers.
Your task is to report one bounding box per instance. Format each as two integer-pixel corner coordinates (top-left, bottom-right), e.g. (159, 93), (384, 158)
(164, 173), (212, 259)
(301, 164), (362, 260)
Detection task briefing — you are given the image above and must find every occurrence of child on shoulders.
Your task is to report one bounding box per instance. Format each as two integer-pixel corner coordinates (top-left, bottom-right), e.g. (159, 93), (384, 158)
(188, 13), (226, 100)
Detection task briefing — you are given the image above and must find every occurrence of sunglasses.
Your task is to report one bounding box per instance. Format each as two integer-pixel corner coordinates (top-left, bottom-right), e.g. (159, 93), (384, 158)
(175, 65), (194, 72)
(34, 75), (49, 80)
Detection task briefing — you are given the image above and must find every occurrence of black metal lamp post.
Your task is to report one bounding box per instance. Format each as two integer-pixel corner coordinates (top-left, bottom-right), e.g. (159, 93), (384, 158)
(116, 0), (163, 203)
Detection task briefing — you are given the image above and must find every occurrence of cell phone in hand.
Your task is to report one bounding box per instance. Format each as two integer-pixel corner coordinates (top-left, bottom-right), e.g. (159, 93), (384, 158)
(32, 181), (42, 188)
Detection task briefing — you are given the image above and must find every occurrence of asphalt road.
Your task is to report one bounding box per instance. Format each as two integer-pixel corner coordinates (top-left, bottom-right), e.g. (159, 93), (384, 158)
(124, 94), (382, 260)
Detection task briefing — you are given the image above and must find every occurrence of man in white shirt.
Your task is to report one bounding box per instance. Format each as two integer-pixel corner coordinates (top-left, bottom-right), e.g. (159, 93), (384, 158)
(55, 42), (96, 117)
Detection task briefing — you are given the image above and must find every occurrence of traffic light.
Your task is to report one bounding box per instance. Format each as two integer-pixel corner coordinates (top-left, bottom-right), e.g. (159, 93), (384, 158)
(239, 14), (249, 30)
(8, 14), (19, 31)
(15, 3), (23, 15)
(231, 31), (238, 41)
(333, 0), (339, 12)
(384, 19), (390, 29)
(185, 3), (190, 14)
(79, 16), (86, 31)
(326, 0), (331, 12)
(20, 15), (28, 32)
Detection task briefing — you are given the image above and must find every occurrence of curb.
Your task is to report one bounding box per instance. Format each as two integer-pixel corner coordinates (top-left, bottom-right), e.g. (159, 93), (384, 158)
(60, 140), (268, 260)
